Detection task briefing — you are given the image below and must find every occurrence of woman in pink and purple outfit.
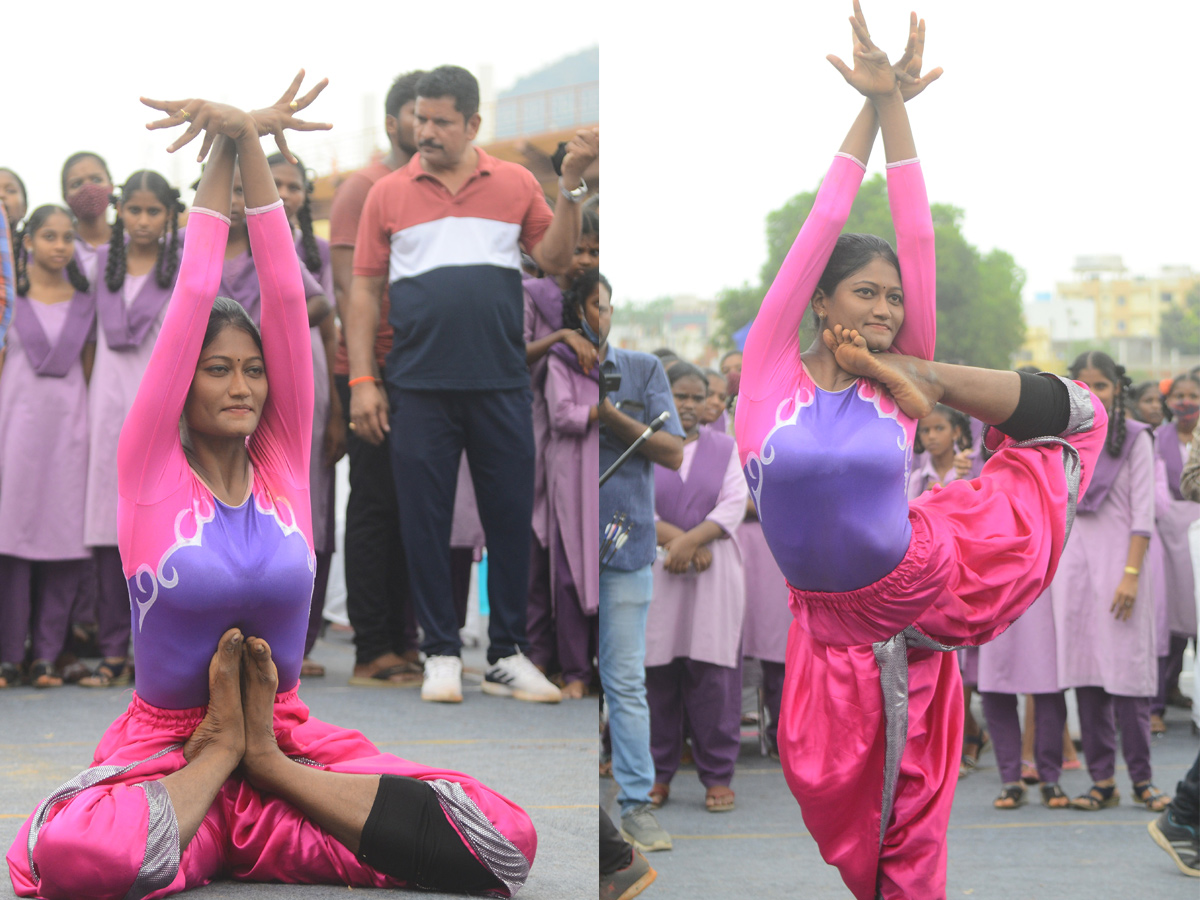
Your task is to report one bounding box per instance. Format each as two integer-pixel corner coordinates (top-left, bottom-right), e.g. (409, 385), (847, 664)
(7, 78), (533, 900)
(734, 7), (1106, 898)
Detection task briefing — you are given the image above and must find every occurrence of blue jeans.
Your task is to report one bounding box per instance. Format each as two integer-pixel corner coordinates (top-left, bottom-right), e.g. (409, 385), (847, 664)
(599, 565), (654, 814)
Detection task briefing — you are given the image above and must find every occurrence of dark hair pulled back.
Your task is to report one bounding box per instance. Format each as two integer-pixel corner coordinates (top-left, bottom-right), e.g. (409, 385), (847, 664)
(15, 204), (89, 295)
(1069, 351), (1131, 458)
(204, 297), (264, 356)
(912, 403), (972, 456)
(105, 170), (183, 293)
(667, 361), (708, 389)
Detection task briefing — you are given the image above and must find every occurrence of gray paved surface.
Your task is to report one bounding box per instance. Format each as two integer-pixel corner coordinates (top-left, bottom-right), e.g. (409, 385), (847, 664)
(604, 689), (1200, 899)
(0, 630), (596, 898)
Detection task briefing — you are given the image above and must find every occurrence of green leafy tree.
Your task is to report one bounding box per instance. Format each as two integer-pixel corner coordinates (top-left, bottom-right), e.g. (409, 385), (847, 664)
(712, 173), (1026, 369)
(1160, 288), (1200, 354)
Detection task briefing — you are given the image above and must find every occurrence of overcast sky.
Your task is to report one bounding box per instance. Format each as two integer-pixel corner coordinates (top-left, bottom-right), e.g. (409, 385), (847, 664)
(602, 0), (1200, 313)
(7, 0), (594, 213)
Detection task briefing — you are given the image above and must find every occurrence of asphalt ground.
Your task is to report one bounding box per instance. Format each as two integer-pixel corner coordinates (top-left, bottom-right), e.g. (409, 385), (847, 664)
(603, 671), (1199, 900)
(0, 627), (596, 899)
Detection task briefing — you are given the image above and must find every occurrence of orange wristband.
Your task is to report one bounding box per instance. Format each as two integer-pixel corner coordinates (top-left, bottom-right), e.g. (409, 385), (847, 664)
(348, 376), (378, 388)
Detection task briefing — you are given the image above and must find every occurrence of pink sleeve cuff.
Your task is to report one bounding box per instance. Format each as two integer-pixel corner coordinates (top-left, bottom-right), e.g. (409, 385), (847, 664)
(885, 157), (920, 169)
(834, 152), (867, 171)
(189, 207), (231, 226)
(244, 199), (285, 216)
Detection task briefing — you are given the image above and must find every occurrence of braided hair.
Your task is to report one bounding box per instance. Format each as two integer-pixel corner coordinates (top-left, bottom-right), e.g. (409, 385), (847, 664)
(0, 167), (28, 234)
(1069, 351), (1131, 458)
(15, 205), (89, 296)
(561, 268), (611, 337)
(105, 170), (184, 293)
(266, 153), (321, 273)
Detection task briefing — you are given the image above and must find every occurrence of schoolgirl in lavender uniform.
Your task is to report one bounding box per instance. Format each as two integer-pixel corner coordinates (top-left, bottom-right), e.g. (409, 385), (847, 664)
(268, 152), (344, 677)
(0, 205), (95, 688)
(79, 170), (184, 688)
(543, 269), (603, 698)
(61, 152), (116, 283)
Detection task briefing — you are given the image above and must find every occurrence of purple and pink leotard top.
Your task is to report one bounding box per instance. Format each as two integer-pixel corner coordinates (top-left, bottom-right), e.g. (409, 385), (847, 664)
(117, 201), (315, 710)
(734, 153), (936, 594)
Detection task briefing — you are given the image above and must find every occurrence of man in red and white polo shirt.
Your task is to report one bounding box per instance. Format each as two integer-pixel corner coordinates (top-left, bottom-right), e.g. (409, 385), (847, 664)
(345, 64), (598, 704)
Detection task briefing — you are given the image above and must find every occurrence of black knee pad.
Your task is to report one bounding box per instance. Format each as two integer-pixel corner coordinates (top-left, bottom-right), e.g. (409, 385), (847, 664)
(358, 774), (503, 894)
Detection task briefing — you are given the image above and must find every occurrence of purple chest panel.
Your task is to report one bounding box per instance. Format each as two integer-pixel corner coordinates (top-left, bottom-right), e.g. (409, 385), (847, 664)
(743, 379), (914, 592)
(129, 493), (315, 709)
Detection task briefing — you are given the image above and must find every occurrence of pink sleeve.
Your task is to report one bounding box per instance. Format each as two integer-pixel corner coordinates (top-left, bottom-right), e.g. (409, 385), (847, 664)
(117, 209), (229, 504)
(886, 160), (936, 359)
(706, 443), (750, 537)
(739, 154), (866, 407)
(246, 201), (314, 489)
(546, 355), (596, 436)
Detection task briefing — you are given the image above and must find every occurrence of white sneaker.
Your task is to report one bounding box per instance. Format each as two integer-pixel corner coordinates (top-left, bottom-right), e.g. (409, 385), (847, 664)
(421, 655), (463, 703)
(482, 650), (562, 702)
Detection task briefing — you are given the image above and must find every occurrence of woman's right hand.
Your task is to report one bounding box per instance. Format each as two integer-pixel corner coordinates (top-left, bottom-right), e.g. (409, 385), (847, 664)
(249, 69), (333, 165)
(827, 0), (908, 99)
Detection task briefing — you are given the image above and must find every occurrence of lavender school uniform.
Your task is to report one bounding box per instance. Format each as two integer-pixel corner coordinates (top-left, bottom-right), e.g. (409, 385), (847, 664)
(0, 294), (95, 560)
(1051, 422), (1159, 697)
(740, 517), (790, 665)
(646, 429), (749, 669)
(544, 352), (599, 616)
(220, 242), (334, 553)
(523, 276), (563, 551)
(84, 245), (177, 547)
(1154, 421), (1200, 637)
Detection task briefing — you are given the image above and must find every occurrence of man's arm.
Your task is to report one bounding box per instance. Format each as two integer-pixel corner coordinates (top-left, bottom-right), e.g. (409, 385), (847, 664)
(599, 397), (682, 470)
(528, 127), (598, 275)
(345, 272), (388, 445)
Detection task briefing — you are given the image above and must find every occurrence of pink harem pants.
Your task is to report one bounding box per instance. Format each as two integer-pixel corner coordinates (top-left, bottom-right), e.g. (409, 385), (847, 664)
(6, 689), (535, 900)
(780, 380), (1106, 900)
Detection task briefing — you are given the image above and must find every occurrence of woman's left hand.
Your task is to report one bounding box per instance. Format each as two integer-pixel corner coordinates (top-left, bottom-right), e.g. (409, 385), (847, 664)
(249, 69), (333, 165)
(1110, 573), (1138, 621)
(893, 12), (943, 103)
(692, 545), (713, 573)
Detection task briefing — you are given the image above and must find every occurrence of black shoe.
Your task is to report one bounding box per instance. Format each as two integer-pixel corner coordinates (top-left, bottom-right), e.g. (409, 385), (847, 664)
(600, 848), (657, 900)
(1148, 809), (1200, 877)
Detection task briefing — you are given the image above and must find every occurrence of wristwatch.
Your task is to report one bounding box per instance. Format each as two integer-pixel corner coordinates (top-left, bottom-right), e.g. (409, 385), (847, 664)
(559, 176), (588, 203)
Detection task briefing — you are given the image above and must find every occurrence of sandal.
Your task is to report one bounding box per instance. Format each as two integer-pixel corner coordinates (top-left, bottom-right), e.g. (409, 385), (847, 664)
(1040, 783), (1069, 808)
(300, 658), (326, 678)
(649, 783), (670, 808)
(961, 730), (989, 773)
(79, 659), (132, 688)
(0, 662), (20, 688)
(1150, 713), (1167, 735)
(1020, 760), (1040, 785)
(705, 786), (736, 813)
(993, 783), (1027, 810)
(1132, 782), (1171, 812)
(348, 661), (422, 687)
(30, 660), (62, 689)
(561, 680), (588, 700)
(1070, 783), (1119, 811)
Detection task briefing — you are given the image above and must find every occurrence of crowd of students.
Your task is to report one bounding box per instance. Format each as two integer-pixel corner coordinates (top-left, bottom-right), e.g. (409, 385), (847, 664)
(0, 109), (603, 701)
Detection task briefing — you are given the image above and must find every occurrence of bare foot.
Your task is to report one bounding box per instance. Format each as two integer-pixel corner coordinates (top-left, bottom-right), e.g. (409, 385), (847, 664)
(240, 636), (286, 788)
(183, 628), (246, 764)
(822, 325), (943, 419)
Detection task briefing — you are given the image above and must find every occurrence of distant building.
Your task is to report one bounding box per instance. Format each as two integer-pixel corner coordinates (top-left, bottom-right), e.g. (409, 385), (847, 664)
(1057, 255), (1200, 342)
(610, 295), (720, 366)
